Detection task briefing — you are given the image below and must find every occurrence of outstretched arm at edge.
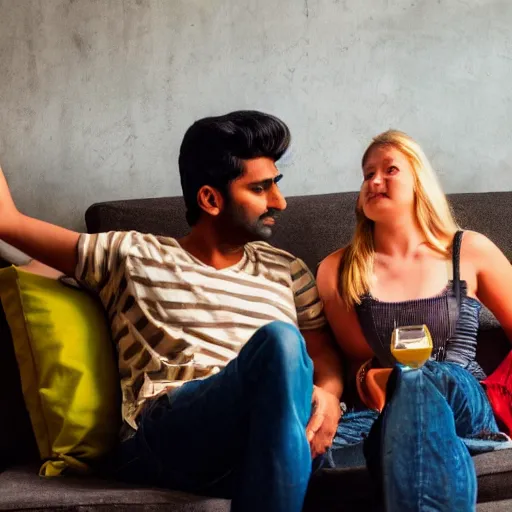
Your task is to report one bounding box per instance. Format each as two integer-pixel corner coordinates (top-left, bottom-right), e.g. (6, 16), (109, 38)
(0, 166), (80, 277)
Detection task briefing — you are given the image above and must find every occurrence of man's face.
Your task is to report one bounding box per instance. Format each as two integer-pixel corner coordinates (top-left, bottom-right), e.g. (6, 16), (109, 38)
(223, 157), (287, 242)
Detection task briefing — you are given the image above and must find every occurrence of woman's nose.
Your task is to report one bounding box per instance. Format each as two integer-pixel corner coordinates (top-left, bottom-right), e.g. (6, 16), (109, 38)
(371, 172), (383, 186)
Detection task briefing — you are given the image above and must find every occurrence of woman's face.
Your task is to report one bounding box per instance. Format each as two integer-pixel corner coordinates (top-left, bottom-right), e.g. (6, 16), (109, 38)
(359, 144), (416, 222)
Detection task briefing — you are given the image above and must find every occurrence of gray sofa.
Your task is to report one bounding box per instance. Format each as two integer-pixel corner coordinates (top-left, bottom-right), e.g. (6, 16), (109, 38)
(1, 191), (511, 511)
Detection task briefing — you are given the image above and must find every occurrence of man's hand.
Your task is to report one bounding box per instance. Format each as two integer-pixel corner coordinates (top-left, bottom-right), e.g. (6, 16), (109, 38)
(306, 385), (342, 458)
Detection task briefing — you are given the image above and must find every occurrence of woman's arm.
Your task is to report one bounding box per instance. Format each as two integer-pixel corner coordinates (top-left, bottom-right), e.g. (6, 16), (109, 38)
(316, 249), (374, 372)
(464, 231), (512, 342)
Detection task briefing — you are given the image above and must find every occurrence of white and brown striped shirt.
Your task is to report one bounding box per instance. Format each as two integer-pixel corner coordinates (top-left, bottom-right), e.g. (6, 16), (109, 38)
(75, 231), (325, 428)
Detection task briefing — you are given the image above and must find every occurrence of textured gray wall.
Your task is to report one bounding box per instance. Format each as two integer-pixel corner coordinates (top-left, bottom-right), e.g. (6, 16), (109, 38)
(1, 0), (511, 230)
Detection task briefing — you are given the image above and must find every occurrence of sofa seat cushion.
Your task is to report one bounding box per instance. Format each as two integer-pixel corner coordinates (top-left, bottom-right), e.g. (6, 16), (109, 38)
(474, 449), (512, 502)
(478, 500), (512, 511)
(303, 449), (512, 511)
(2, 450), (511, 512)
(0, 464), (231, 512)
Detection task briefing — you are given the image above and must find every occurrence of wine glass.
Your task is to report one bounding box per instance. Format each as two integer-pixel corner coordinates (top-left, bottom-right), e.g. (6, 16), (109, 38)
(391, 325), (433, 369)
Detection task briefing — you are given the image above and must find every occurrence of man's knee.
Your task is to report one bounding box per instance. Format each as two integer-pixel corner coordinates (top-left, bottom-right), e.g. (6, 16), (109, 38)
(249, 322), (313, 421)
(255, 321), (312, 374)
(259, 320), (306, 355)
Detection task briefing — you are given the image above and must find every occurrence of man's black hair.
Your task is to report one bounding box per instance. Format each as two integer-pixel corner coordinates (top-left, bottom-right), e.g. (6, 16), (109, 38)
(178, 110), (291, 226)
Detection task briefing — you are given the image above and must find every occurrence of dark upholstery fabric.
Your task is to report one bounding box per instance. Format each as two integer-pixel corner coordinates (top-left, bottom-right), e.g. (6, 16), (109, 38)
(477, 325), (510, 377)
(304, 466), (378, 511)
(0, 464), (230, 511)
(0, 300), (39, 471)
(0, 191), (510, 510)
(85, 191), (512, 271)
(84, 192), (357, 272)
(477, 501), (512, 511)
(475, 450), (512, 502)
(303, 449), (512, 510)
(1, 449), (511, 512)
(449, 192), (512, 261)
(85, 191), (512, 376)
(85, 197), (191, 242)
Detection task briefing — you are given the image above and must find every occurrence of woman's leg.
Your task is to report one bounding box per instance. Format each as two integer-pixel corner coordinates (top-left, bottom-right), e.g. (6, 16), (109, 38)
(324, 410), (379, 469)
(366, 362), (499, 512)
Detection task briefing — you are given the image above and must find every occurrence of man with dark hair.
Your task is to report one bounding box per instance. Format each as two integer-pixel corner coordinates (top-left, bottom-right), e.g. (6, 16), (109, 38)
(0, 110), (343, 512)
(179, 110), (291, 229)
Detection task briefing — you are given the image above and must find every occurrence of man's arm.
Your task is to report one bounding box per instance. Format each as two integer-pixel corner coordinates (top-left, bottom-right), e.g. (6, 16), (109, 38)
(289, 255), (345, 457)
(0, 166), (80, 276)
(302, 327), (344, 458)
(303, 327), (344, 398)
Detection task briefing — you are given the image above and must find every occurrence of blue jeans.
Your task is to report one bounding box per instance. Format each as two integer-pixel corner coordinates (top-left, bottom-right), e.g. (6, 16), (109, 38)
(114, 321), (314, 512)
(329, 361), (511, 511)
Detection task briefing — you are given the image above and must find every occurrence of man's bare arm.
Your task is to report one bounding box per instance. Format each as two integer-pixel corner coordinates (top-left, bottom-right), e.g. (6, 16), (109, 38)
(0, 167), (80, 276)
(302, 326), (344, 457)
(303, 327), (344, 399)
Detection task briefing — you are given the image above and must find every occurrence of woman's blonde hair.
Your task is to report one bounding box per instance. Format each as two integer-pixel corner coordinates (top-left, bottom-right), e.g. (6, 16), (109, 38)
(340, 130), (459, 307)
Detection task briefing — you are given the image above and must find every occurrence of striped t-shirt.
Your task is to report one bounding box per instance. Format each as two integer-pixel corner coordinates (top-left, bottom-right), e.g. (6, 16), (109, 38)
(75, 231), (326, 429)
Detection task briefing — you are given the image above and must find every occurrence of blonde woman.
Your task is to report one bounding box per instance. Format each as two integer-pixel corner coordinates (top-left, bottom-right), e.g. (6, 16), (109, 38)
(317, 131), (512, 511)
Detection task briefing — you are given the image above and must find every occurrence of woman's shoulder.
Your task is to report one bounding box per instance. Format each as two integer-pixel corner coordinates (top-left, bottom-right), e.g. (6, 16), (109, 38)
(316, 247), (346, 297)
(319, 247), (345, 265)
(458, 231), (508, 293)
(460, 230), (500, 261)
(318, 247), (346, 276)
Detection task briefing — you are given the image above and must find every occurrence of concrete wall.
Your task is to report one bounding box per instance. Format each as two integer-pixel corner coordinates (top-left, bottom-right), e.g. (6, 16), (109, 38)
(1, 0), (511, 230)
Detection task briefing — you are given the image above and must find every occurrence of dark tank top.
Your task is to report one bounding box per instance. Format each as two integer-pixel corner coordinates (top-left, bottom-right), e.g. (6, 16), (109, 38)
(355, 231), (486, 380)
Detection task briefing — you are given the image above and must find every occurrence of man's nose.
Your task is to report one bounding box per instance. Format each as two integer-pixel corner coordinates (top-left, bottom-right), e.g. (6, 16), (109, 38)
(269, 186), (287, 211)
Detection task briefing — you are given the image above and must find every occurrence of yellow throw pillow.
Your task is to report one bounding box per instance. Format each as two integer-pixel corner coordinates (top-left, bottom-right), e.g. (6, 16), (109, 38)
(0, 265), (120, 476)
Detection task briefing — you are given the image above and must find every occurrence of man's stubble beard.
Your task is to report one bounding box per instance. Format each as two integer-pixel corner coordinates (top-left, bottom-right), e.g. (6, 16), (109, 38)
(222, 202), (277, 242)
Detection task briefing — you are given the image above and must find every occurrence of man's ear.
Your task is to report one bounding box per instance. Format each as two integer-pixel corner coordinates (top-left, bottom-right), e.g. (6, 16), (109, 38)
(197, 185), (225, 218)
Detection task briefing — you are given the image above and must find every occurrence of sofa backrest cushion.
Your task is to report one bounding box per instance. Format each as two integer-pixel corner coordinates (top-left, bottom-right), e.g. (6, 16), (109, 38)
(85, 191), (512, 271)
(85, 191), (512, 376)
